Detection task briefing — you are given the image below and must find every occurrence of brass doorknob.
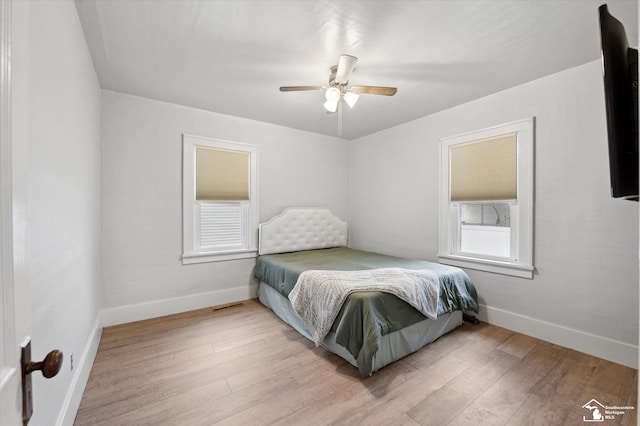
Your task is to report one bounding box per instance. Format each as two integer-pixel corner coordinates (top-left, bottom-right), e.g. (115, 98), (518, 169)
(24, 349), (63, 378)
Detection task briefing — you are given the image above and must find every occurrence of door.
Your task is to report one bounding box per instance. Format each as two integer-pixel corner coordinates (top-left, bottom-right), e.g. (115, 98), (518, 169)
(1, 1), (32, 424)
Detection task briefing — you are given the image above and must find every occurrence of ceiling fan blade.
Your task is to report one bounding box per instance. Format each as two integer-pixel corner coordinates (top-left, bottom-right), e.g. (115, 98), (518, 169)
(334, 55), (358, 84)
(350, 85), (397, 96)
(279, 86), (323, 92)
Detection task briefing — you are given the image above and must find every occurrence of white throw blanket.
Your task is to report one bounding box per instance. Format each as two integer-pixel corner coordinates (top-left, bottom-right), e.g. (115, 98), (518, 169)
(288, 267), (440, 345)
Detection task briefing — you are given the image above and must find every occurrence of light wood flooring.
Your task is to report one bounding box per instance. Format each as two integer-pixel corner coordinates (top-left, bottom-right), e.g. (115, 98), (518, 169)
(74, 299), (637, 425)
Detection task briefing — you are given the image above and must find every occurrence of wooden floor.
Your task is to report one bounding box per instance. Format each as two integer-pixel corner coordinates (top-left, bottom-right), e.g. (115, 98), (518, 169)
(75, 300), (637, 426)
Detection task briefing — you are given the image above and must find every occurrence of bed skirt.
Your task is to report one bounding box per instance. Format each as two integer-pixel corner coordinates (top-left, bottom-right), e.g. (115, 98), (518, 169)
(257, 282), (463, 374)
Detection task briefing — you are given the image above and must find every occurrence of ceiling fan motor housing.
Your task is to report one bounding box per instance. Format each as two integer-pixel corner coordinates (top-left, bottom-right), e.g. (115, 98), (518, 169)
(329, 65), (345, 89)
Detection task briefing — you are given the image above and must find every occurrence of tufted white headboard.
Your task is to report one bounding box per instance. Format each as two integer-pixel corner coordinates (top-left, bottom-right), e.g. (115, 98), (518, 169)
(258, 208), (348, 255)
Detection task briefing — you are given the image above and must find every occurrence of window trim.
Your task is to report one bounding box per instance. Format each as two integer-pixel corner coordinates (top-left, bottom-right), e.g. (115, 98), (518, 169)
(182, 134), (258, 264)
(438, 118), (534, 279)
(0, 0), (16, 392)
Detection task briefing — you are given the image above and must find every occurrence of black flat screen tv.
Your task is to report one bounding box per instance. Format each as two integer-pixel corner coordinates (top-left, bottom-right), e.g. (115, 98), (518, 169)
(599, 4), (638, 201)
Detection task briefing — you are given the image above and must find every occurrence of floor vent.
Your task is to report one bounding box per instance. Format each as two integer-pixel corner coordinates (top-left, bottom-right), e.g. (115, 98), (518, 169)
(212, 302), (243, 311)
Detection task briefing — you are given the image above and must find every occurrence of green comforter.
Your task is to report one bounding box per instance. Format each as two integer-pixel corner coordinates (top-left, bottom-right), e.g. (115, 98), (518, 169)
(254, 247), (478, 376)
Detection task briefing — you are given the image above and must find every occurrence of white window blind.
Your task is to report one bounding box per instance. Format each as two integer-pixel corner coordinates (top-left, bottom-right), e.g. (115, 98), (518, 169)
(450, 133), (517, 202)
(199, 202), (247, 250)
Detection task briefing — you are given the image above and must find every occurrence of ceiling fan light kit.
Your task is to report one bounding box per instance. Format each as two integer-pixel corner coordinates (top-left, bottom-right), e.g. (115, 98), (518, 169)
(323, 87), (340, 112)
(323, 86), (358, 112)
(280, 54), (397, 114)
(343, 91), (359, 108)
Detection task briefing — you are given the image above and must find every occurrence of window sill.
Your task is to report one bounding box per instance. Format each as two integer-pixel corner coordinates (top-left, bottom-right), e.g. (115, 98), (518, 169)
(182, 249), (257, 265)
(438, 254), (534, 279)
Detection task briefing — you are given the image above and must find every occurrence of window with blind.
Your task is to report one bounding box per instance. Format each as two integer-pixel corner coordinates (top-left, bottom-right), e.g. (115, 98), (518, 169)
(182, 135), (258, 264)
(439, 118), (534, 279)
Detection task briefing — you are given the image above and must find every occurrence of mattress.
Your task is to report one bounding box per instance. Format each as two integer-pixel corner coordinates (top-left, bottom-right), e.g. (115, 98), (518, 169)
(258, 282), (464, 374)
(254, 246), (478, 376)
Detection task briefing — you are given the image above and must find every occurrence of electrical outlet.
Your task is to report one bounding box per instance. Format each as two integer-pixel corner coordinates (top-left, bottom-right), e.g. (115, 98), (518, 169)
(70, 353), (74, 372)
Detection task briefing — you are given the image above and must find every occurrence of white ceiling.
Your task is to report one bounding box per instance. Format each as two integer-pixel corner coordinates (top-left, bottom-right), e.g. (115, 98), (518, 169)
(75, 0), (638, 140)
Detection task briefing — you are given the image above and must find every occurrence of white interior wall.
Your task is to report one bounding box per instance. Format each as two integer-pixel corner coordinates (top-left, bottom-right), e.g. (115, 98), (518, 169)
(100, 91), (349, 320)
(21, 1), (102, 424)
(349, 60), (639, 366)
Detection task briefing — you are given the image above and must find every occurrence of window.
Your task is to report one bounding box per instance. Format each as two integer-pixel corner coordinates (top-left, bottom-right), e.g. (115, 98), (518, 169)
(456, 202), (512, 258)
(439, 118), (534, 278)
(182, 134), (258, 264)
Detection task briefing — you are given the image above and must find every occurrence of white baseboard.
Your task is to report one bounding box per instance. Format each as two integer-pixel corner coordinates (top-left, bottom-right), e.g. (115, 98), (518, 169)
(477, 304), (638, 369)
(56, 316), (103, 426)
(100, 284), (259, 327)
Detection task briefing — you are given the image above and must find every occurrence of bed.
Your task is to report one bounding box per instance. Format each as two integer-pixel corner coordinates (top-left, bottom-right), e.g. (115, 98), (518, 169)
(254, 207), (479, 376)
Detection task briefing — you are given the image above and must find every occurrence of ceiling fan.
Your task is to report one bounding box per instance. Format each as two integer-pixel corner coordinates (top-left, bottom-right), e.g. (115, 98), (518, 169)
(280, 54), (397, 113)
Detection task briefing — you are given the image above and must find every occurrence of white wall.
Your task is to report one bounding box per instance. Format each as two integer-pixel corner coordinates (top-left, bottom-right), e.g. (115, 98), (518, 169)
(20, 1), (102, 425)
(349, 60), (638, 366)
(100, 91), (349, 317)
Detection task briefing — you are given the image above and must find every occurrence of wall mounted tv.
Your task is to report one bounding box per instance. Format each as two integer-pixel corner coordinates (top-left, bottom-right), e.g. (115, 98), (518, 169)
(599, 4), (638, 201)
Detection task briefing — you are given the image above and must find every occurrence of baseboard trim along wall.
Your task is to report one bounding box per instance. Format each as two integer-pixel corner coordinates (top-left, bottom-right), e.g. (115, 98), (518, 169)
(100, 284), (260, 327)
(56, 317), (102, 426)
(477, 304), (638, 369)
